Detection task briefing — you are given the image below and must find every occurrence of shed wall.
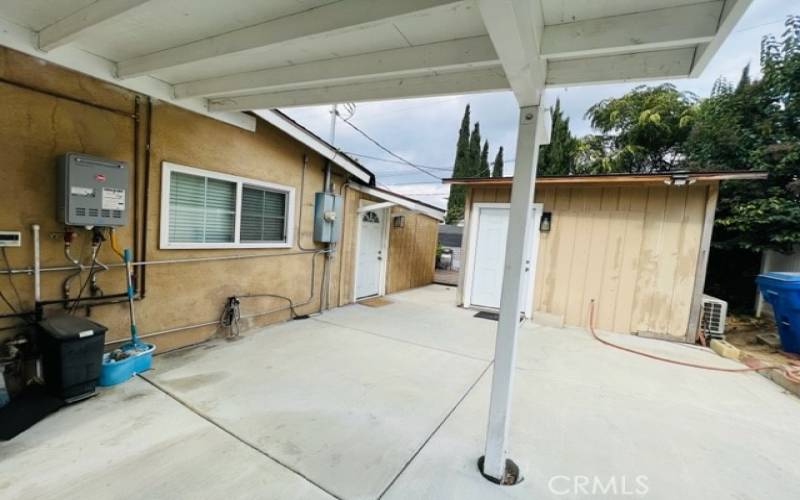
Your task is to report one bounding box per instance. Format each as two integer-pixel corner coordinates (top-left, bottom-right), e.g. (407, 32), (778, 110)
(385, 209), (438, 294)
(465, 183), (712, 339)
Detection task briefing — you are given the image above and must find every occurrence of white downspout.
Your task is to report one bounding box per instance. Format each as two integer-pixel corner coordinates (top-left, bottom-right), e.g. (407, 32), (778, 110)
(32, 224), (41, 303)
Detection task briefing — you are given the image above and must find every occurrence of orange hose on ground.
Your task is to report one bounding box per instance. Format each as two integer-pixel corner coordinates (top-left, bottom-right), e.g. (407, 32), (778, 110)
(586, 300), (800, 383)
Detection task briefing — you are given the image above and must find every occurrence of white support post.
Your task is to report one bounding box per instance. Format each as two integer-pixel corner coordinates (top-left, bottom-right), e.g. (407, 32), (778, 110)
(482, 105), (541, 482)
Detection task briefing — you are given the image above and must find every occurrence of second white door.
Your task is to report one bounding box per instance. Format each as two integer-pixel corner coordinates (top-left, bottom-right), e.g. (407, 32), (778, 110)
(355, 209), (386, 299)
(468, 204), (541, 316)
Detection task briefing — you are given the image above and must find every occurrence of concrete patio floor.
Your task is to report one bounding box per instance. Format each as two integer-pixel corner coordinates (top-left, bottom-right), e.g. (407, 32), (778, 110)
(2, 285), (799, 499)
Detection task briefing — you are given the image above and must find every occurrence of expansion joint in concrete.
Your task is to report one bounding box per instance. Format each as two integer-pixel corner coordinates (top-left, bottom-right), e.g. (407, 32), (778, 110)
(138, 374), (343, 500)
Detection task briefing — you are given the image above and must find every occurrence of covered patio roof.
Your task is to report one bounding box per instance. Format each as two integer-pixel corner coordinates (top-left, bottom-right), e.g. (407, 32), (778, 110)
(0, 0), (752, 130)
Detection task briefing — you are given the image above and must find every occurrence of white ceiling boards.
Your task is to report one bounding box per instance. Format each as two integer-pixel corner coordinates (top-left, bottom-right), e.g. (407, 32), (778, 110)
(0, 0), (752, 127)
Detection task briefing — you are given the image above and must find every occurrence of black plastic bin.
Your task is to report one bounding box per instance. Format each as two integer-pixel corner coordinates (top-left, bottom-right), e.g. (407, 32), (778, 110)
(38, 316), (107, 402)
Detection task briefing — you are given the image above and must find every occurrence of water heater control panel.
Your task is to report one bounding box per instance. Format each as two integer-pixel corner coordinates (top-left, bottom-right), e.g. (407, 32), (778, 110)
(57, 153), (129, 227)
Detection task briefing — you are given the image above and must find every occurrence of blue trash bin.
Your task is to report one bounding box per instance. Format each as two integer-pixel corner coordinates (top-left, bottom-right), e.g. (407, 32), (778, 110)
(756, 272), (800, 354)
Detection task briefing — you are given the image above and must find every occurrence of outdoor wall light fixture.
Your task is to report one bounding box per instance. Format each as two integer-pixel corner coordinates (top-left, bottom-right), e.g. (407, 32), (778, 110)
(540, 212), (552, 232)
(664, 172), (696, 186)
(392, 215), (405, 228)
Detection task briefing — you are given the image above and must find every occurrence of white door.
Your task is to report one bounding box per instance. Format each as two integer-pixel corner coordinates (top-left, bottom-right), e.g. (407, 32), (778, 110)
(468, 205), (541, 315)
(355, 209), (386, 299)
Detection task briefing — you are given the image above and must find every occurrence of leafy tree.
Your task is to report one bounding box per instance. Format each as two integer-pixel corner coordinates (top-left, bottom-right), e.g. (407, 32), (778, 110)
(492, 146), (504, 177)
(467, 122), (482, 177)
(446, 105), (471, 223)
(573, 134), (618, 174)
(684, 66), (772, 171)
(687, 16), (800, 253)
(478, 140), (490, 177)
(585, 84), (698, 172)
(538, 99), (579, 175)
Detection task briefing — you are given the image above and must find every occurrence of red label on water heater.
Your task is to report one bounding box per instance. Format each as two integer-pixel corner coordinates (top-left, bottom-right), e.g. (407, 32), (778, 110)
(95, 174), (106, 182)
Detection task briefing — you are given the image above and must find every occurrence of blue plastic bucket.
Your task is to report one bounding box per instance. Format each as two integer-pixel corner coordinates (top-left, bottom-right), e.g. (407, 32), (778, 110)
(99, 343), (156, 387)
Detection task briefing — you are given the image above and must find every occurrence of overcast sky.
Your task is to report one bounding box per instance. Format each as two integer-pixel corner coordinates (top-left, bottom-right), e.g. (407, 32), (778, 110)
(279, 0), (799, 208)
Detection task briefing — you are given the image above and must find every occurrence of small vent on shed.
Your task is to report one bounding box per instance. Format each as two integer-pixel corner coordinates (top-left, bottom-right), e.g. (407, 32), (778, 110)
(701, 294), (728, 339)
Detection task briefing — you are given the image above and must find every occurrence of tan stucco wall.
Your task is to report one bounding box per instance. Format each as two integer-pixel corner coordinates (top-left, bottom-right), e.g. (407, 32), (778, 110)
(463, 183), (713, 339)
(0, 47), (436, 352)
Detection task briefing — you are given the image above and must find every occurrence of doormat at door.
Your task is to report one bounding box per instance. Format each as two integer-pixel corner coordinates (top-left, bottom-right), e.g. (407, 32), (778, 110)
(474, 311), (500, 321)
(359, 297), (393, 308)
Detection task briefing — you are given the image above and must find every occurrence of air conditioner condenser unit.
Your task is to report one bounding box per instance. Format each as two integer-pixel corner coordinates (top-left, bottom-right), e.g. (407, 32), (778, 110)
(701, 294), (728, 339)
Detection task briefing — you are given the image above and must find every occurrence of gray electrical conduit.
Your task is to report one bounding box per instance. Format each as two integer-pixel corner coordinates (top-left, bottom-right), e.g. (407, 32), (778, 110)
(104, 249), (327, 346)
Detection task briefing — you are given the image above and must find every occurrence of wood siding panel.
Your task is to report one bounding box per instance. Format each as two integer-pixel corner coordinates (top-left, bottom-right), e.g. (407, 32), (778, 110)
(386, 209), (437, 294)
(630, 186), (669, 333)
(611, 212), (645, 334)
(667, 185), (706, 336)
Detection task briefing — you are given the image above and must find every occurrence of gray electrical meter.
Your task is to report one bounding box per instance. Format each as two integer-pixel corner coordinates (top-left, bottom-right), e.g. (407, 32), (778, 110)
(313, 192), (342, 242)
(56, 153), (129, 227)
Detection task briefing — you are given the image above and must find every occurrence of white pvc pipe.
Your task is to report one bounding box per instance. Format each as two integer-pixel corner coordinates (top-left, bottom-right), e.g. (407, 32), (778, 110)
(32, 224), (41, 303)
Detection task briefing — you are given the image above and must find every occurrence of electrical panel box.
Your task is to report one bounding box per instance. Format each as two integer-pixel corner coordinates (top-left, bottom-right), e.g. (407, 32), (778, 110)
(57, 153), (129, 227)
(313, 192), (342, 243)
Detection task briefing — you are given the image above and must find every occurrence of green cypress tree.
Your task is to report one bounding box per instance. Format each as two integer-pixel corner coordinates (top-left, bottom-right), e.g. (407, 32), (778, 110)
(492, 146), (504, 177)
(446, 105), (471, 224)
(467, 122), (482, 177)
(538, 99), (578, 175)
(478, 140), (490, 177)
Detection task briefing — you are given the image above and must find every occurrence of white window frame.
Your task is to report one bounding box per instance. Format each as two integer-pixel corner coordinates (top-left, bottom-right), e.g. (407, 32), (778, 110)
(160, 161), (295, 250)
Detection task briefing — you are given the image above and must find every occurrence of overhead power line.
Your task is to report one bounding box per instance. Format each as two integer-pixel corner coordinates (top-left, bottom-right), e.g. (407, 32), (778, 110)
(337, 115), (441, 180)
(334, 112), (514, 182)
(345, 151), (517, 171)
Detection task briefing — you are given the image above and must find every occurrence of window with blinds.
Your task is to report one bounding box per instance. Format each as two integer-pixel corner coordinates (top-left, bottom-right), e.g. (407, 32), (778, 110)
(240, 186), (287, 242)
(161, 162), (294, 249)
(168, 171), (236, 243)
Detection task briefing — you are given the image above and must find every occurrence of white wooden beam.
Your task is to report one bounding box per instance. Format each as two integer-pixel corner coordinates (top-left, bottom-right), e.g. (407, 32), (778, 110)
(38, 0), (150, 52)
(477, 0), (546, 106)
(546, 48), (696, 87)
(482, 106), (543, 482)
(208, 67), (507, 111)
(0, 15), (254, 131)
(175, 36), (498, 99)
(541, 1), (722, 60)
(691, 0), (755, 77)
(347, 184), (445, 221)
(357, 202), (396, 213)
(116, 0), (460, 79)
